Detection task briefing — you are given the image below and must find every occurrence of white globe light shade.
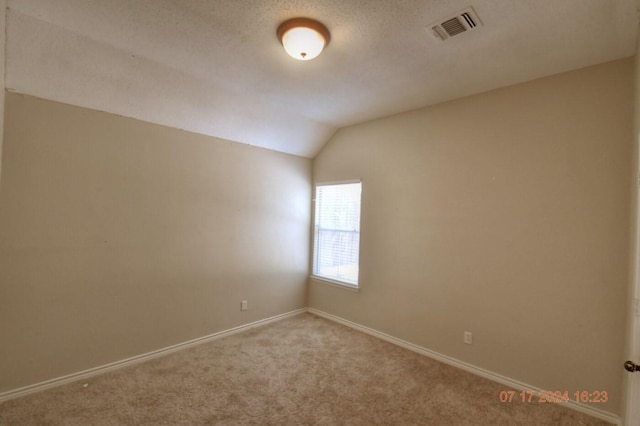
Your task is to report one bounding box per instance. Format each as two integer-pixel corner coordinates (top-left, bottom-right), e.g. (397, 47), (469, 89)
(281, 27), (326, 60)
(277, 18), (331, 61)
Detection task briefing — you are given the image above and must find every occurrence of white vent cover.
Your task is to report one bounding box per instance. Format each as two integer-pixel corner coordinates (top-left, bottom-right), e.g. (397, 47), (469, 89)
(429, 6), (482, 41)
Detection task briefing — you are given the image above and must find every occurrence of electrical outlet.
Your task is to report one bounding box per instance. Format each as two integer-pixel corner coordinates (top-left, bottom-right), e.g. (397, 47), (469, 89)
(464, 331), (472, 345)
(241, 300), (248, 311)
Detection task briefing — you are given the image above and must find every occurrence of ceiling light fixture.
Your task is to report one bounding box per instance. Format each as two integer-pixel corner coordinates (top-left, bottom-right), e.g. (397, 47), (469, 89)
(277, 18), (330, 61)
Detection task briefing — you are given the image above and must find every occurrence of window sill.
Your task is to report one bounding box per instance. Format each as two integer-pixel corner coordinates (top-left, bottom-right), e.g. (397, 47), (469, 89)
(309, 276), (360, 292)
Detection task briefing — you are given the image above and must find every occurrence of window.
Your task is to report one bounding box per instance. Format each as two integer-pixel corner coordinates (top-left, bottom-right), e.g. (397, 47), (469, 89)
(312, 182), (362, 287)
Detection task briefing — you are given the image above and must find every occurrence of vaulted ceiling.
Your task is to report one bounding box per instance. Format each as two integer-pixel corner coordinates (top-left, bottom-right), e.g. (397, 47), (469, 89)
(6, 0), (639, 158)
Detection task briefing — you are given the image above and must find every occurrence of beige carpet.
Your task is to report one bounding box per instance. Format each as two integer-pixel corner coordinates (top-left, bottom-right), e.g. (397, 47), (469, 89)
(0, 313), (612, 425)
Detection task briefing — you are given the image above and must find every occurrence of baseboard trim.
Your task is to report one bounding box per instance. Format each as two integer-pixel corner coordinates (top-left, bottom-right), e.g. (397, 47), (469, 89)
(308, 308), (621, 426)
(0, 308), (307, 403)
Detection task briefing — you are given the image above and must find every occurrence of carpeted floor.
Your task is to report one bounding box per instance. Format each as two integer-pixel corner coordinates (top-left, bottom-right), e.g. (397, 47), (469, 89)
(0, 313), (612, 425)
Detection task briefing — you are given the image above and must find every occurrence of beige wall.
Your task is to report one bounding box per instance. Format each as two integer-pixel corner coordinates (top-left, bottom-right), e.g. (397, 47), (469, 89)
(0, 1), (6, 185)
(0, 92), (311, 392)
(311, 58), (634, 414)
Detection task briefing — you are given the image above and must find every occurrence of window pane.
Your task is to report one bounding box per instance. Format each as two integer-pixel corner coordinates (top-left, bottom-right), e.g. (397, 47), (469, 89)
(313, 182), (361, 286)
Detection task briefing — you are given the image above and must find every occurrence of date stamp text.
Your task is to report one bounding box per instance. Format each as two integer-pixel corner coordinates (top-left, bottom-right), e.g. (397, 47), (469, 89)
(498, 390), (608, 404)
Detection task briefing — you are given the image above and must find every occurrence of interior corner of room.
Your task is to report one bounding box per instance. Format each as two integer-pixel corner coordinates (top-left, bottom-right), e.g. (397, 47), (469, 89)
(0, 1), (639, 425)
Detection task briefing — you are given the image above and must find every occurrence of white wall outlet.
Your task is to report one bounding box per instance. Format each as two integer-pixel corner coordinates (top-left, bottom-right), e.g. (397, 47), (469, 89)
(241, 300), (248, 311)
(464, 331), (472, 345)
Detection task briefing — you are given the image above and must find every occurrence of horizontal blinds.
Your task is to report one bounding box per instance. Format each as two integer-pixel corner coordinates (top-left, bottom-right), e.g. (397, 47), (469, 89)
(313, 182), (361, 285)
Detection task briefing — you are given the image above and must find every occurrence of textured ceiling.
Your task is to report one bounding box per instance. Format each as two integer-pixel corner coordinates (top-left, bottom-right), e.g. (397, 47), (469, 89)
(6, 0), (639, 158)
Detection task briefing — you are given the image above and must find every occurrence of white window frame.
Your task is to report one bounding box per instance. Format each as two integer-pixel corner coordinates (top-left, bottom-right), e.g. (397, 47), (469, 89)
(311, 180), (362, 290)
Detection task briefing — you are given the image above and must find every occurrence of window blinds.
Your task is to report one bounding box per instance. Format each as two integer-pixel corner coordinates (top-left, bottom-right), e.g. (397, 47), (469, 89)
(313, 182), (362, 286)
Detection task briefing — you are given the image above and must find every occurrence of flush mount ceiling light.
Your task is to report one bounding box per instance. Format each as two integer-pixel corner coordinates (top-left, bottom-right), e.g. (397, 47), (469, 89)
(277, 18), (330, 61)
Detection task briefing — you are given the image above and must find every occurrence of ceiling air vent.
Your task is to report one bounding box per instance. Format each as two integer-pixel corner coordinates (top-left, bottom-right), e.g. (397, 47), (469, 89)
(429, 6), (482, 41)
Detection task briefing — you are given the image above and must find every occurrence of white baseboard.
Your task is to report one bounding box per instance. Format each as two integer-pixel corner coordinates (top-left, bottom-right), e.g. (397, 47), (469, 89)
(0, 308), (307, 403)
(308, 308), (621, 426)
